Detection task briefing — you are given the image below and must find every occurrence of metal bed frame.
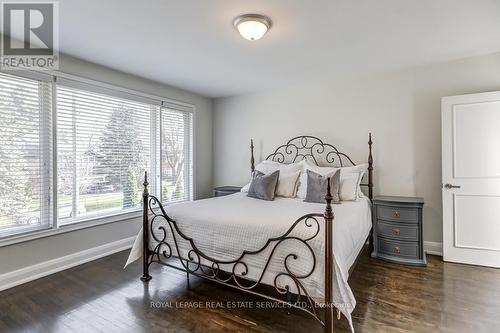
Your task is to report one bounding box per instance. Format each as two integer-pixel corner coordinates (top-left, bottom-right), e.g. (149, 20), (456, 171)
(140, 134), (374, 333)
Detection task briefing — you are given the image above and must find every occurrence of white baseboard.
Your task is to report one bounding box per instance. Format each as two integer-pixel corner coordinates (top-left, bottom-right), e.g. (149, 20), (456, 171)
(0, 236), (135, 292)
(424, 241), (443, 256)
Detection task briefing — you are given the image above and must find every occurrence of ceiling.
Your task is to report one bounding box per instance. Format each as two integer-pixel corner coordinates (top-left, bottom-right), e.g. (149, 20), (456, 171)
(54, 0), (500, 97)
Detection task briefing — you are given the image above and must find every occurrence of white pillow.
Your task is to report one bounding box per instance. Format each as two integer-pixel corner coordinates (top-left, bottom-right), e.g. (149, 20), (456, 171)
(296, 161), (368, 200)
(303, 162), (339, 176)
(241, 183), (250, 192)
(339, 173), (361, 201)
(339, 163), (368, 177)
(296, 161), (337, 199)
(255, 160), (305, 174)
(275, 170), (301, 198)
(241, 160), (305, 194)
(296, 172), (307, 199)
(340, 164), (368, 199)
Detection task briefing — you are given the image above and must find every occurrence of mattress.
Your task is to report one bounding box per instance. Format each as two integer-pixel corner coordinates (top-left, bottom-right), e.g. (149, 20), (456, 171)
(126, 193), (372, 330)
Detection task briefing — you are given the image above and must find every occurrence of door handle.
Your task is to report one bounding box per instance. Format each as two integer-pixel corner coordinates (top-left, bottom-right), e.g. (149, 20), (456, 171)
(443, 183), (461, 189)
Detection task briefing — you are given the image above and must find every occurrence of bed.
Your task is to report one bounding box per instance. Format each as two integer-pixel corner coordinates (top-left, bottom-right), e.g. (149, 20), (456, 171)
(126, 135), (374, 333)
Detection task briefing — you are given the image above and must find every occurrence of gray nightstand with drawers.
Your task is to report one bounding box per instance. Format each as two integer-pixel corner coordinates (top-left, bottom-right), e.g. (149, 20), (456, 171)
(371, 196), (426, 266)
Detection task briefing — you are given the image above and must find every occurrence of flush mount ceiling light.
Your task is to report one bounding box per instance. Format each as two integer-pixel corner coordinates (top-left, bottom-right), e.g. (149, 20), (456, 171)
(233, 14), (272, 41)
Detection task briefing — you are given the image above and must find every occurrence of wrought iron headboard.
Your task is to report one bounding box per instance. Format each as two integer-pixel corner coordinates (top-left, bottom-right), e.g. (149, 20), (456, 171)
(250, 134), (374, 200)
(265, 135), (356, 167)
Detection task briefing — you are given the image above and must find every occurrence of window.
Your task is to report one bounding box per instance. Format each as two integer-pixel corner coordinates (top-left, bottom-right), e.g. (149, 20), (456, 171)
(0, 72), (52, 237)
(160, 107), (193, 203)
(0, 72), (194, 240)
(56, 84), (157, 224)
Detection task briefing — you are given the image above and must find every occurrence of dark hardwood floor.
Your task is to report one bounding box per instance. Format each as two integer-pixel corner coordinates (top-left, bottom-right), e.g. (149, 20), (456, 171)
(1, 249), (500, 333)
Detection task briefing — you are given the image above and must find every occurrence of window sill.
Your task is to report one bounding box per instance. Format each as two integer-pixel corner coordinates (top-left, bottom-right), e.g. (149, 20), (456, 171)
(0, 210), (142, 248)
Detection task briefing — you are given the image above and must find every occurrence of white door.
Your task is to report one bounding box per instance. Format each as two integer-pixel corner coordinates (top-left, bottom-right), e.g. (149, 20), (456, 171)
(442, 91), (500, 268)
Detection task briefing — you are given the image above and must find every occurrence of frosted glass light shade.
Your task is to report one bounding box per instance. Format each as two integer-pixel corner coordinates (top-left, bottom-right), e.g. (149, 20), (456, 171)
(233, 14), (271, 41)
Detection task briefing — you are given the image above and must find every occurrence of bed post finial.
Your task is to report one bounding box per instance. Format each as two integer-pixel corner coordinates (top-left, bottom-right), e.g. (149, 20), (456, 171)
(324, 178), (334, 333)
(141, 171), (152, 282)
(367, 133), (374, 257)
(143, 171), (149, 196)
(250, 139), (255, 174)
(324, 178), (333, 220)
(368, 133), (373, 201)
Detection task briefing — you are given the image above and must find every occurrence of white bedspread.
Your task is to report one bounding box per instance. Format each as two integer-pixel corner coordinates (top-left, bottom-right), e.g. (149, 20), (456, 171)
(126, 193), (371, 331)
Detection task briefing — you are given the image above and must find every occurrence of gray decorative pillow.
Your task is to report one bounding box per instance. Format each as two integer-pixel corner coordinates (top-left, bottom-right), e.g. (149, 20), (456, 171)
(303, 169), (340, 204)
(247, 170), (280, 201)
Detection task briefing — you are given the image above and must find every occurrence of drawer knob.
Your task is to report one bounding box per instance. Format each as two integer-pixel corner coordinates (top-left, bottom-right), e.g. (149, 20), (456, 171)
(392, 228), (400, 236)
(392, 210), (401, 218)
(393, 245), (401, 254)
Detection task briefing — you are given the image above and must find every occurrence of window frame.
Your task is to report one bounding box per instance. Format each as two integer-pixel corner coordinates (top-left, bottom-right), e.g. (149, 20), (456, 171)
(159, 105), (195, 205)
(0, 71), (54, 238)
(0, 70), (196, 247)
(55, 81), (159, 226)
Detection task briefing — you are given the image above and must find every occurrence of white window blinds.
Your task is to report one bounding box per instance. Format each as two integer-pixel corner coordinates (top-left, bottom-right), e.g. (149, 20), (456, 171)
(56, 84), (157, 224)
(0, 72), (52, 236)
(0, 71), (195, 239)
(160, 107), (193, 203)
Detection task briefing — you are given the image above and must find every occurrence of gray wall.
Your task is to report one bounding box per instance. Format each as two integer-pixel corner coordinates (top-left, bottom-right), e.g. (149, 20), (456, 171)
(0, 54), (213, 274)
(213, 52), (500, 245)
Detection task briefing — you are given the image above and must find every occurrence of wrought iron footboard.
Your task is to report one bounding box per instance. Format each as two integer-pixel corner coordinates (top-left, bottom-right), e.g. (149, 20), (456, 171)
(140, 172), (337, 332)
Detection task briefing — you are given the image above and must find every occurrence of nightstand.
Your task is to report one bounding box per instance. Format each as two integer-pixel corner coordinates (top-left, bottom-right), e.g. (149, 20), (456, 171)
(371, 196), (426, 266)
(213, 186), (242, 197)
